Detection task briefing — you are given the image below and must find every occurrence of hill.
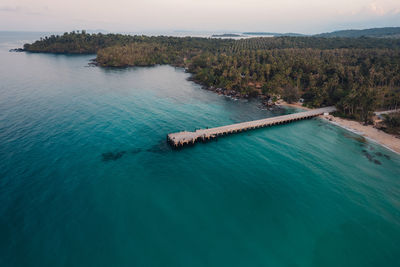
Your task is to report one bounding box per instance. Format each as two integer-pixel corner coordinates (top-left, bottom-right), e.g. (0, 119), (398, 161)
(212, 33), (242, 38)
(315, 27), (400, 38)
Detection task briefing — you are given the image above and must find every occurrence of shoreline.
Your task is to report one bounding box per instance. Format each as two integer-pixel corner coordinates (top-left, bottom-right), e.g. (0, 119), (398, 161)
(278, 102), (400, 155)
(320, 114), (400, 155)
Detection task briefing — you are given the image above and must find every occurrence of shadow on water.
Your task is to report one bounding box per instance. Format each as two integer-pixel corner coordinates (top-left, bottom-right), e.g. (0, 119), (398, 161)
(98, 65), (158, 75)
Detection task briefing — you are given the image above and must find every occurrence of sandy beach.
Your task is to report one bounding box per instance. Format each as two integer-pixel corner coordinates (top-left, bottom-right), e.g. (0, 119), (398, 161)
(278, 102), (400, 154)
(277, 101), (312, 110)
(321, 114), (400, 154)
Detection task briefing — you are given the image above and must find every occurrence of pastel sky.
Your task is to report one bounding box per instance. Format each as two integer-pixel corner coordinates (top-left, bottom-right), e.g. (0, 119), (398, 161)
(0, 0), (399, 33)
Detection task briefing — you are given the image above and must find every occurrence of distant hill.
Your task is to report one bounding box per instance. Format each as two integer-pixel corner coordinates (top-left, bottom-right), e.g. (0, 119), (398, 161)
(212, 33), (242, 38)
(243, 32), (305, 37)
(315, 27), (400, 38)
(242, 27), (400, 38)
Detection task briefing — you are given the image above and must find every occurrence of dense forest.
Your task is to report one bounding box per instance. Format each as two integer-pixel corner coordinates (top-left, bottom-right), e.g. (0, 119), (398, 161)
(23, 31), (233, 54)
(315, 27), (400, 38)
(24, 32), (400, 123)
(382, 113), (400, 135)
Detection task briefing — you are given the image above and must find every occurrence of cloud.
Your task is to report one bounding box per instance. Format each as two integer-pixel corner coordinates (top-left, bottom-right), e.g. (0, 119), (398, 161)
(1, 0), (399, 33)
(368, 2), (385, 15)
(0, 6), (22, 12)
(0, 5), (43, 15)
(365, 1), (400, 16)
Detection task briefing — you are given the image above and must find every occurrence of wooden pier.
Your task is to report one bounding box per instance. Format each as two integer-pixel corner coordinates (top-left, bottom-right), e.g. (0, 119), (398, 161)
(167, 106), (336, 148)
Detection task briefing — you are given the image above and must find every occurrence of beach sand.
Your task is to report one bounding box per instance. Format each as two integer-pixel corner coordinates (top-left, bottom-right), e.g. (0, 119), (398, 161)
(321, 115), (400, 154)
(278, 101), (400, 154)
(277, 101), (312, 110)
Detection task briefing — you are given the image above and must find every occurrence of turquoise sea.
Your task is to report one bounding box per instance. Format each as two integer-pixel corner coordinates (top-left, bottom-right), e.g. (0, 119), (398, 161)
(1, 32), (400, 267)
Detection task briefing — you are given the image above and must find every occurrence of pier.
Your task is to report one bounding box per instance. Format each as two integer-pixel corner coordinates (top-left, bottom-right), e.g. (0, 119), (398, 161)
(167, 106), (336, 147)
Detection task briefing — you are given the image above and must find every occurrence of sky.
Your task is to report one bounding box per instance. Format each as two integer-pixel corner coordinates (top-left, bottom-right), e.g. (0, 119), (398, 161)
(0, 0), (399, 34)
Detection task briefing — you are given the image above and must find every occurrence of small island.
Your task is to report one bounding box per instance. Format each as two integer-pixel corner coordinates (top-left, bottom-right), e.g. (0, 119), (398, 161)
(211, 33), (243, 38)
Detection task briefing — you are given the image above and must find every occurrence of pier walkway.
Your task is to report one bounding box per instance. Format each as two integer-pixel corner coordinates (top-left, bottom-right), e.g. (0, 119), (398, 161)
(167, 106), (336, 147)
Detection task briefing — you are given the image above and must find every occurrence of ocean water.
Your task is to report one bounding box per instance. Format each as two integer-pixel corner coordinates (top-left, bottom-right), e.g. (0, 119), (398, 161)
(1, 32), (400, 267)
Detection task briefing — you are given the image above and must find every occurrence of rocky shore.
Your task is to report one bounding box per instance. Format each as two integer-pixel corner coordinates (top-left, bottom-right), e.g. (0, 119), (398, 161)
(201, 85), (284, 109)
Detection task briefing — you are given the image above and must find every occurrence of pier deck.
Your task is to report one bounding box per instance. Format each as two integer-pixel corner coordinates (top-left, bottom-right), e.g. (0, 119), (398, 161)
(167, 106), (336, 147)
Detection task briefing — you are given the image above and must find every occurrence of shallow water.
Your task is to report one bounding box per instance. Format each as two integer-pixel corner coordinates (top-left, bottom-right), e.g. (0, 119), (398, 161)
(1, 32), (400, 267)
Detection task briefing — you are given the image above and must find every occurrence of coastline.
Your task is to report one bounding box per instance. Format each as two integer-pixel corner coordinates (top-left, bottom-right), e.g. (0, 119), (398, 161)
(278, 102), (400, 154)
(23, 43), (400, 155)
(320, 115), (400, 155)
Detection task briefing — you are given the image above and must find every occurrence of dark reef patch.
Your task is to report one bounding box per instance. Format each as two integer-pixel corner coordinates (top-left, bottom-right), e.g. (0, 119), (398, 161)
(374, 151), (391, 160)
(343, 132), (366, 143)
(373, 159), (382, 165)
(362, 149), (383, 165)
(102, 151), (127, 161)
